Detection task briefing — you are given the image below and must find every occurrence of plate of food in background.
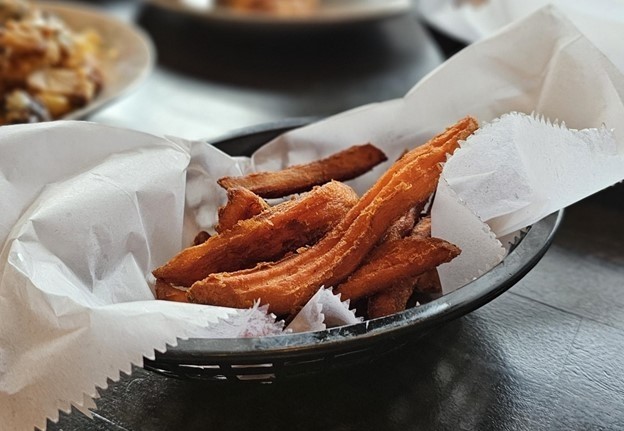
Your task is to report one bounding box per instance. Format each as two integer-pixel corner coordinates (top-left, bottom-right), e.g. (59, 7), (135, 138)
(0, 0), (154, 126)
(146, 0), (411, 26)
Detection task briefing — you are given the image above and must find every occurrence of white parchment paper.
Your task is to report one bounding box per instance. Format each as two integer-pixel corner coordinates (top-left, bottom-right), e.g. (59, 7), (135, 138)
(418, 0), (624, 73)
(1, 6), (624, 431)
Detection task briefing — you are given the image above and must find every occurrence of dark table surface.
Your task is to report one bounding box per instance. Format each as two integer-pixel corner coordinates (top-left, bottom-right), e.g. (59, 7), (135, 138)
(48, 1), (624, 430)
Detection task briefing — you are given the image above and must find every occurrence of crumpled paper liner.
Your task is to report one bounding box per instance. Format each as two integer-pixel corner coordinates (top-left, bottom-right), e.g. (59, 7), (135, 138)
(206, 302), (285, 338)
(1, 6), (624, 431)
(418, 0), (624, 73)
(287, 287), (361, 332)
(441, 113), (624, 238)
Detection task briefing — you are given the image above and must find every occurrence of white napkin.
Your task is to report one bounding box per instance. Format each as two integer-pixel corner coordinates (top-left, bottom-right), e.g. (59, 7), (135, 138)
(418, 0), (624, 73)
(287, 287), (361, 333)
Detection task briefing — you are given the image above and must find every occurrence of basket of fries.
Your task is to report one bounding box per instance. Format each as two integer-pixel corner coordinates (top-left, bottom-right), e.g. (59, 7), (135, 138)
(142, 118), (562, 382)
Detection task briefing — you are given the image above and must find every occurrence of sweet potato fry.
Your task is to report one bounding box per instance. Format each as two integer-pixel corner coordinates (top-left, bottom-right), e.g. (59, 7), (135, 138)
(155, 279), (190, 303)
(409, 216), (443, 294)
(216, 187), (269, 233)
(336, 237), (460, 302)
(365, 212), (428, 317)
(367, 278), (416, 319)
(411, 215), (431, 239)
(217, 143), (388, 198)
(383, 206), (419, 242)
(188, 116), (477, 315)
(366, 216), (441, 318)
(153, 180), (359, 287)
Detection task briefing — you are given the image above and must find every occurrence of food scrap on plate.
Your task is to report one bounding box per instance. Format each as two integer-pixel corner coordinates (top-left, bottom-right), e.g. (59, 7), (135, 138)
(216, 0), (319, 16)
(154, 116), (478, 321)
(0, 0), (104, 125)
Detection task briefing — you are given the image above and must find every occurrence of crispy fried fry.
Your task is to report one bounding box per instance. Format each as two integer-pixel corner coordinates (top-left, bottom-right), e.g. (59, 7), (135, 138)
(155, 279), (189, 303)
(411, 215), (431, 239)
(409, 216), (443, 294)
(365, 212), (426, 317)
(336, 237), (460, 302)
(383, 206), (419, 242)
(217, 143), (388, 198)
(216, 187), (269, 233)
(367, 278), (416, 319)
(366, 216), (439, 318)
(188, 117), (477, 315)
(153, 180), (359, 287)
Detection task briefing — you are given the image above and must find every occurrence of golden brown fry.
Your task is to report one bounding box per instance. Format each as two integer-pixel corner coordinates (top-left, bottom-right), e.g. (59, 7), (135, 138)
(217, 143), (388, 198)
(367, 278), (416, 319)
(188, 116), (477, 315)
(368, 262), (442, 319)
(153, 180), (359, 287)
(155, 279), (190, 303)
(216, 187), (269, 233)
(367, 215), (439, 317)
(336, 237), (460, 302)
(410, 215), (442, 293)
(411, 215), (432, 239)
(366, 213), (429, 317)
(383, 206), (419, 242)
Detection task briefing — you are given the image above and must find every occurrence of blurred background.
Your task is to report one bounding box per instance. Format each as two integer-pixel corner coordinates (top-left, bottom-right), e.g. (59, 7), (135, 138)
(41, 0), (458, 139)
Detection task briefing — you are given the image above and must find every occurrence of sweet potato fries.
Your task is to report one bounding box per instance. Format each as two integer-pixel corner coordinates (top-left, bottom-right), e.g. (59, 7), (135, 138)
(217, 143), (387, 198)
(153, 117), (478, 320)
(216, 187), (269, 233)
(153, 180), (358, 286)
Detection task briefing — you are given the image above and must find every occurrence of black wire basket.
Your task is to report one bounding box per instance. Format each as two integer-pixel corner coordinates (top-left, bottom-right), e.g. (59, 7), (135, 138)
(143, 119), (562, 383)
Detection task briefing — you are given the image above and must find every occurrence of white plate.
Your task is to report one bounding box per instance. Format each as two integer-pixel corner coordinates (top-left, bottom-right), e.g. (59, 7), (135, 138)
(38, 2), (155, 120)
(146, 0), (411, 26)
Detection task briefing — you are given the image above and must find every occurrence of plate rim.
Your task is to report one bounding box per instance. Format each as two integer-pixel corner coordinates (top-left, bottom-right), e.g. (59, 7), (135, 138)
(150, 119), (562, 364)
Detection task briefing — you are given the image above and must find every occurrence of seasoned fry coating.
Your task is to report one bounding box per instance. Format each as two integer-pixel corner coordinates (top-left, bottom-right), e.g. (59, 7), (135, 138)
(411, 215), (432, 239)
(336, 237), (460, 302)
(188, 117), (477, 315)
(409, 215), (442, 293)
(365, 211), (424, 318)
(217, 143), (388, 198)
(216, 187), (269, 233)
(153, 180), (358, 287)
(367, 216), (439, 318)
(383, 205), (419, 242)
(367, 278), (416, 319)
(155, 279), (189, 303)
